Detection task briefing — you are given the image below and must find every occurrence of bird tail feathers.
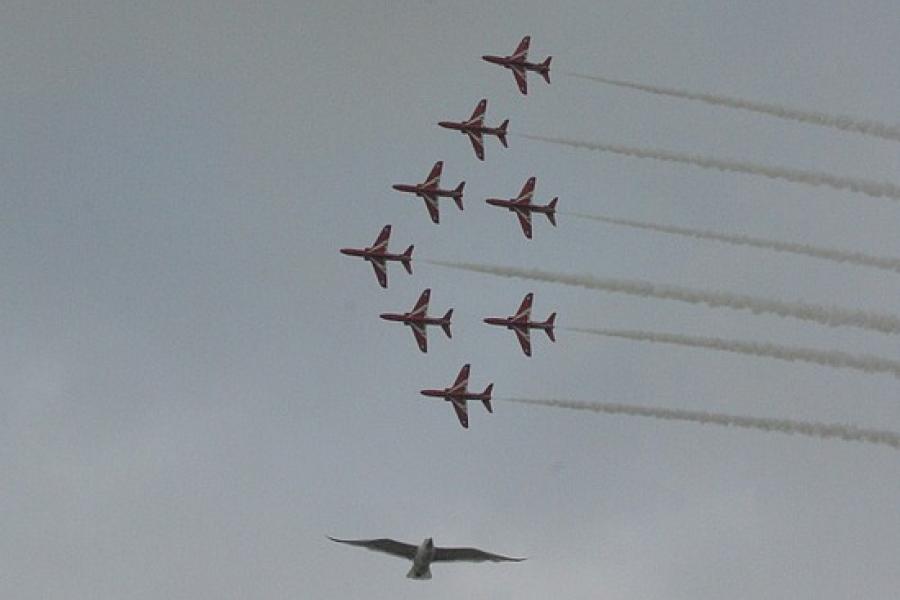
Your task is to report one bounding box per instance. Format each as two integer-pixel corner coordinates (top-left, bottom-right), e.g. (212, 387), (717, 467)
(407, 566), (432, 580)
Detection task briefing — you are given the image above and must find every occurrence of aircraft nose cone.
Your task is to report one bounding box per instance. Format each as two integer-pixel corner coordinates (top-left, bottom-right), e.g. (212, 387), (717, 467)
(438, 121), (451, 128)
(339, 248), (350, 255)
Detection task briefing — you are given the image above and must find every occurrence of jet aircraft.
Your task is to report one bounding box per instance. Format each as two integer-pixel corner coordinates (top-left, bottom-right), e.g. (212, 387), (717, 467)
(483, 293), (556, 357)
(339, 225), (412, 289)
(420, 364), (493, 429)
(482, 35), (551, 95)
(327, 536), (525, 580)
(379, 289), (453, 353)
(392, 161), (465, 224)
(486, 176), (558, 239)
(438, 99), (508, 161)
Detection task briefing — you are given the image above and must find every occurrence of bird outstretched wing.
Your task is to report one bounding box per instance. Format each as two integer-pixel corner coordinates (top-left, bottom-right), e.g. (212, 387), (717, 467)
(327, 537), (418, 559)
(432, 546), (526, 562)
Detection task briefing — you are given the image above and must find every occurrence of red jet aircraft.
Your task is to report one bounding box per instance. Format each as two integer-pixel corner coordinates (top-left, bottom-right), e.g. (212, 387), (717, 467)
(483, 293), (556, 357)
(482, 35), (551, 95)
(392, 161), (465, 224)
(379, 289), (453, 353)
(420, 364), (493, 429)
(438, 99), (508, 161)
(339, 225), (412, 289)
(486, 176), (558, 239)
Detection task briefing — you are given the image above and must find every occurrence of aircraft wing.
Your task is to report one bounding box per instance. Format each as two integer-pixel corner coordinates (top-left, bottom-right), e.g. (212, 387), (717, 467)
(422, 193), (441, 223)
(450, 398), (469, 429)
(424, 161), (443, 189)
(327, 537), (418, 559)
(513, 292), (534, 321)
(466, 99), (487, 126)
(516, 177), (535, 203)
(433, 546), (525, 562)
(515, 293), (533, 319)
(370, 224), (391, 253)
(451, 364), (470, 391)
(411, 289), (431, 316)
(511, 35), (530, 60)
(514, 208), (533, 239)
(511, 65), (528, 95)
(410, 322), (428, 353)
(370, 258), (388, 288)
(513, 326), (532, 357)
(466, 131), (485, 161)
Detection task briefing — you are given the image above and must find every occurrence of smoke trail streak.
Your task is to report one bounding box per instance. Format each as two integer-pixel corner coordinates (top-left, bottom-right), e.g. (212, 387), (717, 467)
(425, 260), (900, 335)
(501, 397), (900, 450)
(567, 73), (900, 143)
(521, 134), (900, 202)
(568, 212), (900, 274)
(566, 326), (900, 380)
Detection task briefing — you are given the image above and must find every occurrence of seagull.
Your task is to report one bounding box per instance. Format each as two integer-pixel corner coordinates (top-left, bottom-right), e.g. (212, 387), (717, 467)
(326, 536), (525, 580)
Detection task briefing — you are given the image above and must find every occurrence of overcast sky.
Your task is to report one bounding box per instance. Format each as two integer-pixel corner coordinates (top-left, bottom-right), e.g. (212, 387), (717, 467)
(3, 1), (900, 598)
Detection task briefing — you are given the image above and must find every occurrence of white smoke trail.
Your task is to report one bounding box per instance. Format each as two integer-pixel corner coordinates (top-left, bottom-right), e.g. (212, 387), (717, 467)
(425, 260), (900, 335)
(566, 326), (900, 380)
(568, 212), (900, 274)
(501, 397), (900, 450)
(521, 134), (900, 202)
(567, 73), (900, 144)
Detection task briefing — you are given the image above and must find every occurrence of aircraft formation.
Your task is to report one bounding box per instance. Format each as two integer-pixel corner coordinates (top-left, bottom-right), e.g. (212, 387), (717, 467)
(334, 35), (552, 579)
(340, 35), (556, 431)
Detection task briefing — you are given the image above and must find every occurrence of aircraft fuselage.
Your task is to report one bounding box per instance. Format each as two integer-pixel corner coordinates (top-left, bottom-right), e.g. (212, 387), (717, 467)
(438, 120), (505, 137)
(481, 54), (549, 74)
(419, 388), (490, 402)
(339, 247), (405, 261)
(392, 183), (462, 199)
(379, 312), (448, 326)
(483, 316), (546, 330)
(485, 198), (555, 214)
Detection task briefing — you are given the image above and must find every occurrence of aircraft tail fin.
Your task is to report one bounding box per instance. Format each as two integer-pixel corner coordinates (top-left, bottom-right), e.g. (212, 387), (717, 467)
(454, 181), (465, 210)
(498, 120), (509, 148)
(545, 313), (557, 341)
(442, 310), (453, 338)
(401, 245), (414, 274)
(546, 197), (558, 226)
(540, 57), (552, 84)
(482, 384), (494, 413)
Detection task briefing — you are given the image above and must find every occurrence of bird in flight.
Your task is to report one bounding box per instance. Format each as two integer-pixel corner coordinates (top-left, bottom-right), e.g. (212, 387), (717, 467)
(327, 536), (525, 579)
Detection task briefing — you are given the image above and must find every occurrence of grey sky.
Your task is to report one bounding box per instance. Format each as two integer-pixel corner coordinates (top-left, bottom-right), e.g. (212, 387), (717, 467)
(3, 1), (900, 598)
